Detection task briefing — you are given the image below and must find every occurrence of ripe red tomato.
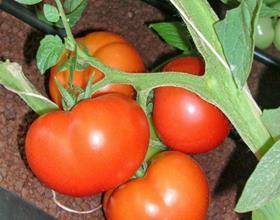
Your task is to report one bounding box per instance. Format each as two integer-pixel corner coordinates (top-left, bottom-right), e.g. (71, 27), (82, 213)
(103, 151), (209, 220)
(153, 56), (230, 154)
(49, 31), (145, 107)
(25, 94), (149, 196)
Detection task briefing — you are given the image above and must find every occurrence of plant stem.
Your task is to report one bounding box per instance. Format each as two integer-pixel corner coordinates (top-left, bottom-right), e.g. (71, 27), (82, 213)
(144, 145), (163, 162)
(80, 50), (273, 158)
(54, 0), (75, 43)
(80, 50), (206, 93)
(136, 90), (151, 114)
(54, 0), (78, 97)
(214, 78), (274, 158)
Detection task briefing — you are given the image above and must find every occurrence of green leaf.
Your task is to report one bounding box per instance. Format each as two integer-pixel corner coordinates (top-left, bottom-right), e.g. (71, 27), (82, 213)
(259, 3), (280, 17)
(15, 0), (41, 5)
(149, 22), (192, 53)
(43, 4), (60, 23)
(56, 0), (87, 28)
(36, 35), (65, 74)
(261, 108), (280, 141)
(65, 0), (87, 27)
(215, 0), (262, 88)
(35, 9), (53, 26)
(0, 61), (58, 115)
(252, 197), (280, 220)
(64, 0), (84, 12)
(235, 140), (280, 212)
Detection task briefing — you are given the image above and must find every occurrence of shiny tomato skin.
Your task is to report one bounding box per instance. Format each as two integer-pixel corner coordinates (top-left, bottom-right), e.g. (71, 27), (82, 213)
(49, 31), (145, 107)
(88, 41), (146, 98)
(25, 94), (149, 197)
(162, 56), (205, 75)
(153, 56), (230, 154)
(76, 31), (127, 56)
(103, 151), (209, 220)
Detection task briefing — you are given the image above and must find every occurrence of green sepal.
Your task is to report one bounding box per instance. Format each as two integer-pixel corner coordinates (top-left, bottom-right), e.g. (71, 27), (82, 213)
(54, 77), (76, 110)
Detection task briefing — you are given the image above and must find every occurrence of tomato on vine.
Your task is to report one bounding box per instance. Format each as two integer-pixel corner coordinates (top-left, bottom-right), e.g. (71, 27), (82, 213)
(152, 56), (230, 154)
(103, 151), (209, 220)
(25, 94), (150, 196)
(255, 17), (275, 50)
(49, 31), (145, 107)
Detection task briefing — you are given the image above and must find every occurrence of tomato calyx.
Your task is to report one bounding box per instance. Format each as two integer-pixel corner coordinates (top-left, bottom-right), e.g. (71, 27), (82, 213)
(54, 71), (95, 111)
(53, 44), (97, 111)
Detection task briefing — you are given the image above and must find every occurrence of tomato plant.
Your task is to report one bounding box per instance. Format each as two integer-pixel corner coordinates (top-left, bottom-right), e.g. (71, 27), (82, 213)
(103, 151), (209, 220)
(2, 0), (280, 218)
(25, 94), (150, 196)
(49, 31), (145, 107)
(153, 56), (230, 154)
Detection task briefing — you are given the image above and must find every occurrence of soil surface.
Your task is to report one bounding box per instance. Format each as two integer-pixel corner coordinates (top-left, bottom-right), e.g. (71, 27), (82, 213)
(1, 1), (280, 219)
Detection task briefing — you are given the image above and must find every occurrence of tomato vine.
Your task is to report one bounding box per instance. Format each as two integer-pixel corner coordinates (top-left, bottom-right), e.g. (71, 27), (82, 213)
(1, 0), (280, 218)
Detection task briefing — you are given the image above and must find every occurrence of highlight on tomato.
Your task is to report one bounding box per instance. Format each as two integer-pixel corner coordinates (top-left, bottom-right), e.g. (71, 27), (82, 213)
(49, 31), (145, 107)
(25, 94), (150, 197)
(103, 151), (209, 220)
(152, 56), (230, 154)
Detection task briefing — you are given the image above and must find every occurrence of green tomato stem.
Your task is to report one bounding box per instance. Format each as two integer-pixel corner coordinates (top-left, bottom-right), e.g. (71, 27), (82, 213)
(136, 90), (151, 115)
(54, 0), (75, 44)
(54, 0), (78, 94)
(79, 49), (206, 93)
(209, 73), (274, 158)
(79, 48), (273, 158)
(144, 145), (163, 162)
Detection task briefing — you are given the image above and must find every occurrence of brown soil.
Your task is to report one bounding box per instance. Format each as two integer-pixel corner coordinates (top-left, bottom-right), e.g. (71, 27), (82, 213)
(1, 0), (280, 219)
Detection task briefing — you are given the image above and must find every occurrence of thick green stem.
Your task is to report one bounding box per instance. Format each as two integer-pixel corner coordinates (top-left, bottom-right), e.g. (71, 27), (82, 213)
(201, 74), (273, 158)
(80, 51), (206, 93)
(205, 73), (274, 158)
(221, 87), (273, 158)
(81, 51), (273, 158)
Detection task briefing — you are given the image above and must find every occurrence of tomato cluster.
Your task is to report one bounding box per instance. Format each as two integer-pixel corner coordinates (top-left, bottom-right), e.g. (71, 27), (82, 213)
(255, 1), (280, 50)
(25, 31), (230, 219)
